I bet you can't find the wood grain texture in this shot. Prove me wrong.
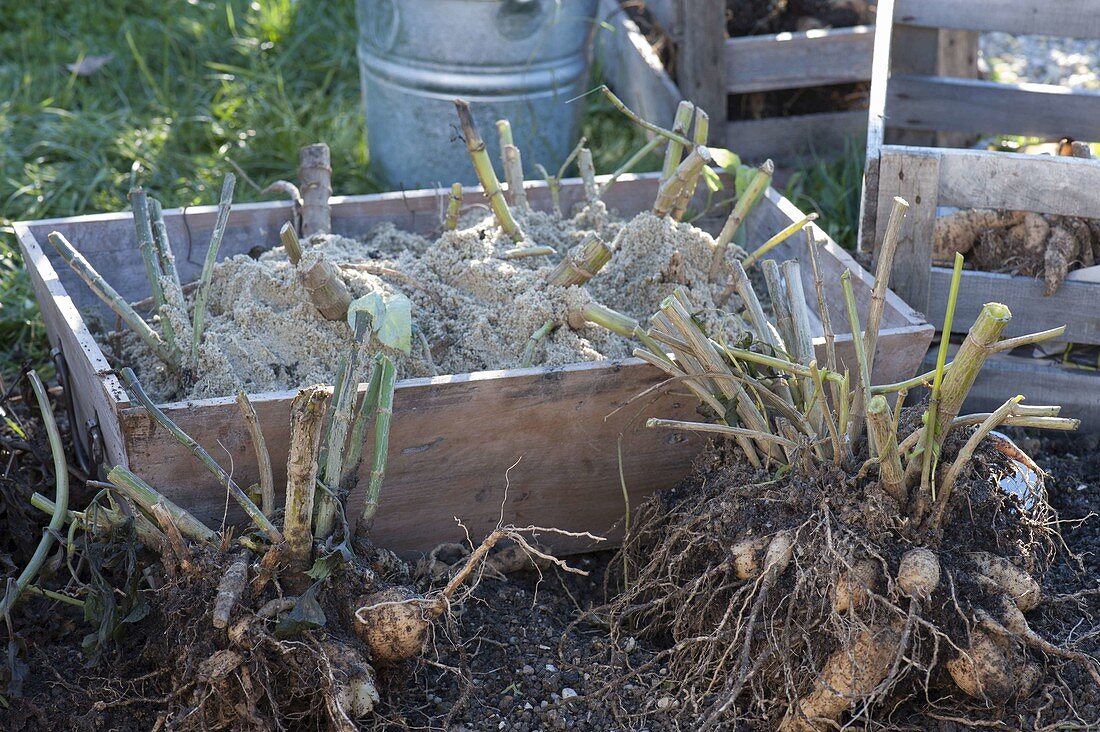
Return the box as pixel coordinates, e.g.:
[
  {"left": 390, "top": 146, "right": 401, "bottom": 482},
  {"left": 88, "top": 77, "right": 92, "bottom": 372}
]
[
  {"left": 14, "top": 224, "right": 129, "bottom": 467},
  {"left": 894, "top": 0, "right": 1100, "bottom": 39},
  {"left": 725, "top": 111, "right": 867, "bottom": 165},
  {"left": 874, "top": 151, "right": 940, "bottom": 315},
  {"left": 919, "top": 349, "right": 1100, "bottom": 433},
  {"left": 887, "top": 75, "right": 1100, "bottom": 140},
  {"left": 677, "top": 0, "right": 727, "bottom": 118},
  {"left": 858, "top": 0, "right": 895, "bottom": 254},
  {"left": 927, "top": 269, "right": 1100, "bottom": 344},
  {"left": 21, "top": 174, "right": 932, "bottom": 556},
  {"left": 724, "top": 26, "right": 873, "bottom": 94},
  {"left": 121, "top": 360, "right": 703, "bottom": 557},
  {"left": 594, "top": 0, "right": 680, "bottom": 127}
]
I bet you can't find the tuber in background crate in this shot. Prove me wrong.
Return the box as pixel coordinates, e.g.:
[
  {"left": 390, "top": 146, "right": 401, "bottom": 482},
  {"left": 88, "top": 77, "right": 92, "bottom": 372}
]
[
  {"left": 16, "top": 173, "right": 932, "bottom": 557},
  {"left": 860, "top": 0, "right": 1100, "bottom": 430},
  {"left": 595, "top": 0, "right": 877, "bottom": 164}
]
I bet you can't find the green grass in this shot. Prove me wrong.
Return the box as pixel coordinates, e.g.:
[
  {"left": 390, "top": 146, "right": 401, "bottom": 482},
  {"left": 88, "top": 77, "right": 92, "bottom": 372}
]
[
  {"left": 783, "top": 138, "right": 866, "bottom": 251},
  {"left": 0, "top": 0, "right": 373, "bottom": 379}
]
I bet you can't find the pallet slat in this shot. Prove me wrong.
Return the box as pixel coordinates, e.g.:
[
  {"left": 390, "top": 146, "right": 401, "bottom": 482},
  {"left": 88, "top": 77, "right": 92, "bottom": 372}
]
[
  {"left": 888, "top": 75, "right": 1100, "bottom": 140},
  {"left": 725, "top": 26, "right": 874, "bottom": 94},
  {"left": 726, "top": 111, "right": 867, "bottom": 164},
  {"left": 894, "top": 0, "right": 1100, "bottom": 40}
]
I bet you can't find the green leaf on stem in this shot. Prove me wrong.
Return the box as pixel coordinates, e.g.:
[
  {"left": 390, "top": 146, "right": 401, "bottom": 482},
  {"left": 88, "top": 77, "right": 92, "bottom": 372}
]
[
  {"left": 348, "top": 292, "right": 413, "bottom": 354},
  {"left": 707, "top": 147, "right": 741, "bottom": 170}
]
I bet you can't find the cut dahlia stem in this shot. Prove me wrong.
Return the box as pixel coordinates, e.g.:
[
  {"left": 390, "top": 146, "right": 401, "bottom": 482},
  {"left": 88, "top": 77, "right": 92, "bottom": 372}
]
[
  {"left": 212, "top": 551, "right": 250, "bottom": 629},
  {"left": 841, "top": 270, "right": 873, "bottom": 448},
  {"left": 502, "top": 141, "right": 529, "bottom": 209},
  {"left": 546, "top": 233, "right": 611, "bottom": 287},
  {"left": 740, "top": 213, "right": 818, "bottom": 270},
  {"left": 444, "top": 183, "right": 463, "bottom": 231},
  {"left": 280, "top": 221, "right": 303, "bottom": 264},
  {"left": 863, "top": 197, "right": 909, "bottom": 374},
  {"left": 284, "top": 385, "right": 329, "bottom": 572},
  {"left": 149, "top": 197, "right": 185, "bottom": 304},
  {"left": 340, "top": 354, "right": 384, "bottom": 491},
  {"left": 660, "top": 101, "right": 695, "bottom": 183},
  {"left": 300, "top": 255, "right": 353, "bottom": 320},
  {"left": 672, "top": 107, "right": 710, "bottom": 219},
  {"left": 502, "top": 245, "right": 555, "bottom": 259},
  {"left": 933, "top": 301, "right": 1012, "bottom": 442},
  {"left": 47, "top": 232, "right": 178, "bottom": 369},
  {"left": 710, "top": 160, "right": 773, "bottom": 281},
  {"left": 653, "top": 146, "right": 712, "bottom": 217},
  {"left": 991, "top": 326, "right": 1066, "bottom": 352},
  {"left": 783, "top": 261, "right": 824, "bottom": 429},
  {"left": 599, "top": 85, "right": 693, "bottom": 147},
  {"left": 521, "top": 319, "right": 559, "bottom": 367},
  {"left": 315, "top": 353, "right": 358, "bottom": 539},
  {"left": 455, "top": 99, "right": 522, "bottom": 240},
  {"left": 191, "top": 173, "right": 236, "bottom": 368},
  {"left": 915, "top": 254, "right": 966, "bottom": 498},
  {"left": 281, "top": 223, "right": 352, "bottom": 320},
  {"left": 299, "top": 143, "right": 332, "bottom": 237},
  {"left": 725, "top": 259, "right": 784, "bottom": 351},
  {"left": 236, "top": 390, "right": 275, "bottom": 517},
  {"left": 930, "top": 396, "right": 1024, "bottom": 530},
  {"left": 598, "top": 135, "right": 665, "bottom": 199},
  {"left": 568, "top": 302, "right": 639, "bottom": 337},
  {"left": 578, "top": 147, "right": 598, "bottom": 203},
  {"left": 866, "top": 395, "right": 905, "bottom": 504},
  {"left": 811, "top": 361, "right": 843, "bottom": 463},
  {"left": 535, "top": 163, "right": 563, "bottom": 215},
  {"left": 761, "top": 260, "right": 796, "bottom": 361},
  {"left": 129, "top": 188, "right": 169, "bottom": 318},
  {"left": 0, "top": 372, "right": 69, "bottom": 617},
  {"left": 68, "top": 485, "right": 170, "bottom": 549},
  {"left": 106, "top": 465, "right": 215, "bottom": 544},
  {"left": 647, "top": 418, "right": 797, "bottom": 448},
  {"left": 119, "top": 367, "right": 280, "bottom": 542},
  {"left": 356, "top": 354, "right": 397, "bottom": 537}
]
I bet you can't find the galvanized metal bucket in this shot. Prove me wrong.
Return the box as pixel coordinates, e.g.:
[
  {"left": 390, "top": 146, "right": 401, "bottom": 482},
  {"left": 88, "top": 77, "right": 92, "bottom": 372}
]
[{"left": 357, "top": 0, "right": 599, "bottom": 189}]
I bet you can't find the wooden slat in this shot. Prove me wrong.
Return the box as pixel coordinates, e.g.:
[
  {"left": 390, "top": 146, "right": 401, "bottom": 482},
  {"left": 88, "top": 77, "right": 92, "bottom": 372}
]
[
  {"left": 726, "top": 111, "right": 867, "bottom": 165},
  {"left": 894, "top": 0, "right": 1100, "bottom": 40},
  {"left": 594, "top": 0, "right": 680, "bottom": 128},
  {"left": 879, "top": 146, "right": 1100, "bottom": 219},
  {"left": 887, "top": 75, "right": 1100, "bottom": 140},
  {"left": 122, "top": 360, "right": 703, "bottom": 557},
  {"left": 928, "top": 268, "right": 1100, "bottom": 344},
  {"left": 919, "top": 349, "right": 1100, "bottom": 432},
  {"left": 677, "top": 0, "right": 726, "bottom": 117},
  {"left": 14, "top": 224, "right": 129, "bottom": 467},
  {"left": 875, "top": 151, "right": 940, "bottom": 315},
  {"left": 724, "top": 26, "right": 874, "bottom": 94},
  {"left": 858, "top": 0, "right": 895, "bottom": 254}
]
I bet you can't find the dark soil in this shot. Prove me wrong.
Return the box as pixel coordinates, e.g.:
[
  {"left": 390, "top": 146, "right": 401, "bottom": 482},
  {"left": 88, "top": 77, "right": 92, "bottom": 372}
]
[{"left": 3, "top": 388, "right": 1098, "bottom": 729}]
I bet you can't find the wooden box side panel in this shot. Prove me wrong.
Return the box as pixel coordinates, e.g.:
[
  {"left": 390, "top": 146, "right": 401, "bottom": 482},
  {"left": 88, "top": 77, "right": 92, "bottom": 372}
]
[
  {"left": 121, "top": 361, "right": 704, "bottom": 557},
  {"left": 15, "top": 224, "right": 128, "bottom": 467},
  {"left": 894, "top": 0, "right": 1100, "bottom": 39}
]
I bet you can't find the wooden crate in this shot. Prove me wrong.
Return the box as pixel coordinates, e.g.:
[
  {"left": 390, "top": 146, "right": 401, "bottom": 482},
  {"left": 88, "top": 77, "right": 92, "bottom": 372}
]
[
  {"left": 595, "top": 0, "right": 876, "bottom": 164},
  {"left": 860, "top": 0, "right": 1100, "bottom": 430},
  {"left": 16, "top": 174, "right": 931, "bottom": 557}
]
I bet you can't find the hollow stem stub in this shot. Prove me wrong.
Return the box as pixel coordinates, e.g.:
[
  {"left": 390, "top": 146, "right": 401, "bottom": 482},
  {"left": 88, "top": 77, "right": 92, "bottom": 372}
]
[
  {"left": 47, "top": 232, "right": 178, "bottom": 368},
  {"left": 710, "top": 160, "right": 773, "bottom": 281},
  {"left": 661, "top": 101, "right": 695, "bottom": 183},
  {"left": 106, "top": 465, "right": 216, "bottom": 544},
  {"left": 284, "top": 385, "right": 329, "bottom": 572},
  {"left": 653, "top": 146, "right": 712, "bottom": 218},
  {"left": 569, "top": 302, "right": 639, "bottom": 337},
  {"left": 546, "top": 234, "right": 611, "bottom": 287},
  {"left": 280, "top": 221, "right": 303, "bottom": 264},
  {"left": 866, "top": 395, "right": 905, "bottom": 505},
  {"left": 672, "top": 107, "right": 711, "bottom": 220},
  {"left": 455, "top": 99, "right": 522, "bottom": 241}
]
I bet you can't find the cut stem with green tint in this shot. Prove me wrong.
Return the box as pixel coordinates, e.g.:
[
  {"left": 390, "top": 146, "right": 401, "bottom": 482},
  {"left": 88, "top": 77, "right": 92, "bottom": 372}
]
[
  {"left": 741, "top": 213, "right": 818, "bottom": 270},
  {"left": 191, "top": 174, "right": 236, "bottom": 368},
  {"left": 521, "top": 319, "right": 559, "bottom": 367},
  {"left": 119, "top": 366, "right": 279, "bottom": 542},
  {"left": 106, "top": 465, "right": 215, "bottom": 544},
  {"left": 356, "top": 354, "right": 397, "bottom": 537},
  {"left": 660, "top": 101, "right": 695, "bottom": 183},
  {"left": 444, "top": 183, "right": 463, "bottom": 231},
  {"left": 710, "top": 160, "right": 773, "bottom": 281},
  {"left": 455, "top": 100, "right": 522, "bottom": 241}
]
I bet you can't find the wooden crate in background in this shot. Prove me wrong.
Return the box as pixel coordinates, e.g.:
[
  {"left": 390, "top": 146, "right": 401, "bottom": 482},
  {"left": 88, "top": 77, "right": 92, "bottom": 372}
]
[
  {"left": 860, "top": 0, "right": 1100, "bottom": 430},
  {"left": 596, "top": 0, "right": 887, "bottom": 164},
  {"left": 16, "top": 175, "right": 931, "bottom": 557}
]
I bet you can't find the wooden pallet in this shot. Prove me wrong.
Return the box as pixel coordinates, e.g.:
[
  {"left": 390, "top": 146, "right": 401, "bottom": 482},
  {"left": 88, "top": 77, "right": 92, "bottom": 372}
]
[
  {"left": 16, "top": 174, "right": 931, "bottom": 557},
  {"left": 595, "top": 0, "right": 876, "bottom": 164},
  {"left": 860, "top": 0, "right": 1100, "bottom": 430}
]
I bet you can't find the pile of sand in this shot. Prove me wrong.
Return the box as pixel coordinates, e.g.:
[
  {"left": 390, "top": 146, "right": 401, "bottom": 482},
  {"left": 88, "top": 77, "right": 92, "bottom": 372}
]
[{"left": 115, "top": 203, "right": 750, "bottom": 403}]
